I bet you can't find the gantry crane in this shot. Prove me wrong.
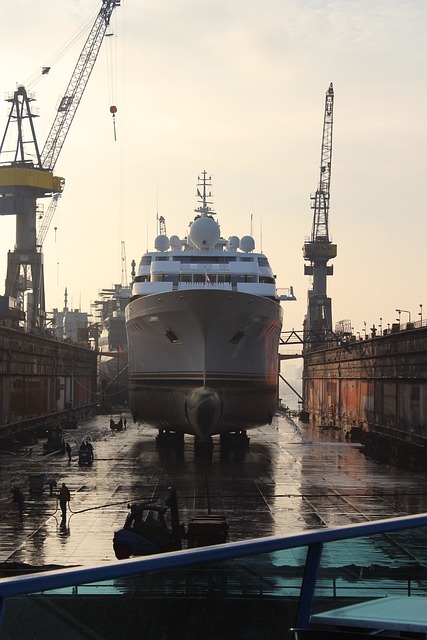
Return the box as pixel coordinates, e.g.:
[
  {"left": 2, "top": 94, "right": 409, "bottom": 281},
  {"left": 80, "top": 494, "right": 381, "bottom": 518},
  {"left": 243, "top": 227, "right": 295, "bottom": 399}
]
[
  {"left": 303, "top": 82, "right": 337, "bottom": 340},
  {"left": 0, "top": 0, "right": 120, "bottom": 329}
]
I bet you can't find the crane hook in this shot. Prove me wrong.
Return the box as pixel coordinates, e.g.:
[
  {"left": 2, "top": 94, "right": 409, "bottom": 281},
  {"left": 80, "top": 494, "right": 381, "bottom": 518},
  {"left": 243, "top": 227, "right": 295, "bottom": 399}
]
[{"left": 110, "top": 105, "right": 117, "bottom": 141}]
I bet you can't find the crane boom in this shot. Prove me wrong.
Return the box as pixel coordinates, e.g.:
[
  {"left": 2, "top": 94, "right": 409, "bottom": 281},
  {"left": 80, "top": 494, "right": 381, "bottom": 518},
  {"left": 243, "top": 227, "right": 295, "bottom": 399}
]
[
  {"left": 310, "top": 82, "right": 334, "bottom": 243},
  {"left": 37, "top": 193, "right": 61, "bottom": 247},
  {"left": 41, "top": 0, "right": 120, "bottom": 171}
]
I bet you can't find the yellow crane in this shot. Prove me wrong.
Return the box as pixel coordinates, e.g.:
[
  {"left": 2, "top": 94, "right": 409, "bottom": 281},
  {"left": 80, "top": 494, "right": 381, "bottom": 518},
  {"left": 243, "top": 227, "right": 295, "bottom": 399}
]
[{"left": 0, "top": 0, "right": 120, "bottom": 329}]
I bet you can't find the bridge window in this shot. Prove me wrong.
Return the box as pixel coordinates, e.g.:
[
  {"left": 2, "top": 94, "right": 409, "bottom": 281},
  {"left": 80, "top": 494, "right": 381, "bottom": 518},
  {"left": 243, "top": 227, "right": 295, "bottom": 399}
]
[{"left": 152, "top": 274, "right": 172, "bottom": 282}]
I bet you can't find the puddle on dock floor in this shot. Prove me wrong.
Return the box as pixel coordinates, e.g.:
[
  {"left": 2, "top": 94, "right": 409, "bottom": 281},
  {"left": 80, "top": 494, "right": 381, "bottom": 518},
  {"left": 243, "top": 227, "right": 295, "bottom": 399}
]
[{"left": 0, "top": 413, "right": 426, "bottom": 567}]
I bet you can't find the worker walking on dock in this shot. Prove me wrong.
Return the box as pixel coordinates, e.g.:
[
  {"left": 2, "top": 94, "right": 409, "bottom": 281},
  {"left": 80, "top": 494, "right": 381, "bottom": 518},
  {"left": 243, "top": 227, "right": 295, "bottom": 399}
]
[
  {"left": 65, "top": 442, "right": 71, "bottom": 463},
  {"left": 58, "top": 483, "right": 71, "bottom": 523}
]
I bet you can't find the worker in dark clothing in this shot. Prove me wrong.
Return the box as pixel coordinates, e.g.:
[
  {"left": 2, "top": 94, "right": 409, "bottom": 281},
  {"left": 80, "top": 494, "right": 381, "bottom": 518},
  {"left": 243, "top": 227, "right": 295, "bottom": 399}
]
[
  {"left": 85, "top": 440, "right": 94, "bottom": 462},
  {"left": 12, "top": 486, "right": 25, "bottom": 519},
  {"left": 65, "top": 442, "right": 71, "bottom": 462},
  {"left": 58, "top": 483, "right": 71, "bottom": 522}
]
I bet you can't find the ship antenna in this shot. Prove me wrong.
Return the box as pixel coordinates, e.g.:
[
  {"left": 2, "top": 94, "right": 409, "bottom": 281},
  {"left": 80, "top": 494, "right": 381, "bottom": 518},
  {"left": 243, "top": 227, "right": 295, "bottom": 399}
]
[{"left": 195, "top": 170, "right": 215, "bottom": 217}]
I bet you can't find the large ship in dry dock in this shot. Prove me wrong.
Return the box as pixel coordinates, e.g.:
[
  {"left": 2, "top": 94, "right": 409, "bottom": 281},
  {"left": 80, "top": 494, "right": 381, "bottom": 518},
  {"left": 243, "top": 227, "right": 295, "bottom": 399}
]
[
  {"left": 126, "top": 171, "right": 284, "bottom": 440},
  {"left": 95, "top": 282, "right": 131, "bottom": 411}
]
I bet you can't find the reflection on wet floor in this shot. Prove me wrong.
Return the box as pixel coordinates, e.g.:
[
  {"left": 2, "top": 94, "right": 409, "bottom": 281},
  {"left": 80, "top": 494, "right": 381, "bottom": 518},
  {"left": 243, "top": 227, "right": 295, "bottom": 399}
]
[{"left": 1, "top": 412, "right": 427, "bottom": 569}]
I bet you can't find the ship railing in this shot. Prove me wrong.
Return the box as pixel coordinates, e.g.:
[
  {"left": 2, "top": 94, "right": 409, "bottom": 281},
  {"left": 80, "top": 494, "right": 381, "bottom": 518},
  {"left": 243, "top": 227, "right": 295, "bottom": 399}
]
[
  {"left": 0, "top": 513, "right": 427, "bottom": 637},
  {"left": 177, "top": 282, "right": 232, "bottom": 291}
]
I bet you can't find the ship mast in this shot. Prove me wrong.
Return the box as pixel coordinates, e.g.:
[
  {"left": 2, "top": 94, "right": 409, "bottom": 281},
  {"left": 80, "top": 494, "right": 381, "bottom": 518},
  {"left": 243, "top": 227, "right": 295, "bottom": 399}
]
[{"left": 195, "top": 170, "right": 216, "bottom": 217}]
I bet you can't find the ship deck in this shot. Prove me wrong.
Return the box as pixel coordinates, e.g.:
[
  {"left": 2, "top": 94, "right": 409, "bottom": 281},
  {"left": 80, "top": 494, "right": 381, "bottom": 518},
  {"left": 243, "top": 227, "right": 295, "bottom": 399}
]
[{"left": 1, "top": 413, "right": 427, "bottom": 571}]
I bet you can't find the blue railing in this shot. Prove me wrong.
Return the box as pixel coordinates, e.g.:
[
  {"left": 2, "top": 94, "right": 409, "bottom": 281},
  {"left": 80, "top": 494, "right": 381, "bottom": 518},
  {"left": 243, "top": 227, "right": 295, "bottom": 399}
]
[{"left": 1, "top": 512, "right": 427, "bottom": 637}]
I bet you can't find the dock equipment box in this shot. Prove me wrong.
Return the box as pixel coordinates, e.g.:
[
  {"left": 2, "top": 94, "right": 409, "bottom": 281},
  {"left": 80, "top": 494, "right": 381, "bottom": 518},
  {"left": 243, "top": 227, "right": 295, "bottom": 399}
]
[{"left": 187, "top": 516, "right": 229, "bottom": 548}]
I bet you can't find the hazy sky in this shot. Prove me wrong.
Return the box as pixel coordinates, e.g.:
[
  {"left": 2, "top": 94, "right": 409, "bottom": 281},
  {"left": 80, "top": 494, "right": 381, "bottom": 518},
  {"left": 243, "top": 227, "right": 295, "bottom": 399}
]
[{"left": 0, "top": 0, "right": 426, "bottom": 337}]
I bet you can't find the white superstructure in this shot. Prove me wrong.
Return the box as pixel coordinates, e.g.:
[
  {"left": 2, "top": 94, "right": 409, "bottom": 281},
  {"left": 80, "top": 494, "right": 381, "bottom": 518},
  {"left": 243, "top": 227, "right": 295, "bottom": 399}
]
[{"left": 126, "top": 172, "right": 283, "bottom": 439}]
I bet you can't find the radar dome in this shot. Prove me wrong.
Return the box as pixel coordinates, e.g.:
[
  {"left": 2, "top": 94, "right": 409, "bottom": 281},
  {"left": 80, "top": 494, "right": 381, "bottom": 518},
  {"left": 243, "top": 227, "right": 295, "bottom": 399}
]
[
  {"left": 240, "top": 235, "right": 255, "bottom": 253},
  {"left": 170, "top": 235, "right": 181, "bottom": 249},
  {"left": 188, "top": 216, "right": 220, "bottom": 250},
  {"left": 154, "top": 235, "right": 170, "bottom": 252},
  {"left": 227, "top": 236, "right": 240, "bottom": 251}
]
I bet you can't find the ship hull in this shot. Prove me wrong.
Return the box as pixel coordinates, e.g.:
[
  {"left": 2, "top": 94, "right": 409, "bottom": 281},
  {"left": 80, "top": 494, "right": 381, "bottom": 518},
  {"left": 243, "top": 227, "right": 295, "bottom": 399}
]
[{"left": 126, "top": 289, "right": 283, "bottom": 438}]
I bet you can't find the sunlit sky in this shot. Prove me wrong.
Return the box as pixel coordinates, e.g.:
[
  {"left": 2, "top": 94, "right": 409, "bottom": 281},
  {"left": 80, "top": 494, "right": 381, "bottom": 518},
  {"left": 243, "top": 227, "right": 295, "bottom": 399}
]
[{"left": 0, "top": 0, "right": 426, "bottom": 336}]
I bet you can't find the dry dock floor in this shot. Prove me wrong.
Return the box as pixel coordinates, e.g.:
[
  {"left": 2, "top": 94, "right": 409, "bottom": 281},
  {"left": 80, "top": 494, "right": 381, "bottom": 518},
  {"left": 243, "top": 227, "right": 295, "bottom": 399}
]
[{"left": 1, "top": 413, "right": 427, "bottom": 569}]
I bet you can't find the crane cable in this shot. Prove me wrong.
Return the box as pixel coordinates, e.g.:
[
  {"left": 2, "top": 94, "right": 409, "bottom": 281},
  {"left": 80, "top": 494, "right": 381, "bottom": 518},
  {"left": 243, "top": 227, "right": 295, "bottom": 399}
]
[
  {"left": 105, "top": 13, "right": 118, "bottom": 141},
  {"left": 105, "top": 6, "right": 123, "bottom": 142},
  {"left": 113, "top": 1, "right": 128, "bottom": 269},
  {"left": 23, "top": 7, "right": 99, "bottom": 90}
]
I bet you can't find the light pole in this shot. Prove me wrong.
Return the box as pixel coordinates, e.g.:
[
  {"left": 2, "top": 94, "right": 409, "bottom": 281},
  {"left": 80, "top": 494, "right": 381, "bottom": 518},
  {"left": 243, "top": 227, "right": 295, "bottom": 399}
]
[
  {"left": 379, "top": 318, "right": 382, "bottom": 335},
  {"left": 396, "top": 308, "right": 411, "bottom": 324},
  {"left": 363, "top": 321, "right": 367, "bottom": 338},
  {"left": 419, "top": 304, "right": 423, "bottom": 325}
]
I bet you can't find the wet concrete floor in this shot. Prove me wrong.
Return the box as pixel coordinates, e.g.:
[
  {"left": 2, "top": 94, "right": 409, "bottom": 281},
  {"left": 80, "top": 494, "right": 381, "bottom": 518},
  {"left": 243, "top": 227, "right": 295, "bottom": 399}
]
[{"left": 1, "top": 412, "right": 427, "bottom": 569}]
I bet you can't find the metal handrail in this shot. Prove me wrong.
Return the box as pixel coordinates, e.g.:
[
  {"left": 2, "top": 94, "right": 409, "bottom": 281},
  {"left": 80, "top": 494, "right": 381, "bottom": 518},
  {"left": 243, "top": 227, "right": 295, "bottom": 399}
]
[{"left": 1, "top": 512, "right": 427, "bottom": 631}]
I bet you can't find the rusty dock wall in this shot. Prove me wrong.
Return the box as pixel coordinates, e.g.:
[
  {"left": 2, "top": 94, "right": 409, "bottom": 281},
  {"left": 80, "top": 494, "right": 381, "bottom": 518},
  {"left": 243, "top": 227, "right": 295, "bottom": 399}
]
[
  {"left": 302, "top": 325, "right": 427, "bottom": 469},
  {"left": 0, "top": 324, "right": 97, "bottom": 444}
]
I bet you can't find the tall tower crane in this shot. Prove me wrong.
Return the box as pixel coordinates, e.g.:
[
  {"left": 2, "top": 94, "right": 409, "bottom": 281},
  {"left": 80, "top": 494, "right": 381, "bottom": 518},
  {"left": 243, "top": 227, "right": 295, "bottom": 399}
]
[
  {"left": 0, "top": 0, "right": 120, "bottom": 329},
  {"left": 303, "top": 82, "right": 337, "bottom": 340}
]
